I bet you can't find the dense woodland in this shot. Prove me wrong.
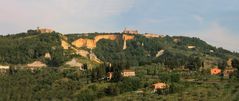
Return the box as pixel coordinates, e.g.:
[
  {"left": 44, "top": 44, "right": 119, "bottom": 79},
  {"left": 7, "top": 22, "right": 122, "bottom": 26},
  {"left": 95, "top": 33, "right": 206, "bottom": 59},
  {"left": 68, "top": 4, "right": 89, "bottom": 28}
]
[{"left": 0, "top": 32, "right": 68, "bottom": 66}]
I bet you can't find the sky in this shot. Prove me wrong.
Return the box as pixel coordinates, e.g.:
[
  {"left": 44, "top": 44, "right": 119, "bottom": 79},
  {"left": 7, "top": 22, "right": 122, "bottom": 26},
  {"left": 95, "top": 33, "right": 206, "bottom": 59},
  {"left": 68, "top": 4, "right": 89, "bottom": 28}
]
[{"left": 0, "top": 0, "right": 239, "bottom": 51}]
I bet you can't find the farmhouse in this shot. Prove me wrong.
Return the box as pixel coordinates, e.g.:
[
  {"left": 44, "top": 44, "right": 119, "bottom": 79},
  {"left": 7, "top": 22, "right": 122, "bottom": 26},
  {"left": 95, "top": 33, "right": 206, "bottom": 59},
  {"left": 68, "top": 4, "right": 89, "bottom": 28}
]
[
  {"left": 0, "top": 65, "right": 10, "bottom": 73},
  {"left": 106, "top": 69, "right": 136, "bottom": 80},
  {"left": 187, "top": 45, "right": 196, "bottom": 49},
  {"left": 0, "top": 65, "right": 10, "bottom": 69},
  {"left": 122, "top": 69, "right": 136, "bottom": 77},
  {"left": 210, "top": 67, "right": 221, "bottom": 75},
  {"left": 152, "top": 82, "right": 168, "bottom": 92}
]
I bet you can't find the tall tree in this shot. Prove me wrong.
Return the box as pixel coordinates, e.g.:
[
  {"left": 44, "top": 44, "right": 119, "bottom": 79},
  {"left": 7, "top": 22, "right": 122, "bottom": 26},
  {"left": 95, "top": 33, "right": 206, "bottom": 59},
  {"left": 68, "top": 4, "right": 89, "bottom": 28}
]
[
  {"left": 186, "top": 55, "right": 202, "bottom": 70},
  {"left": 218, "top": 60, "right": 227, "bottom": 70},
  {"left": 232, "top": 58, "right": 239, "bottom": 70},
  {"left": 111, "top": 63, "right": 123, "bottom": 82}
]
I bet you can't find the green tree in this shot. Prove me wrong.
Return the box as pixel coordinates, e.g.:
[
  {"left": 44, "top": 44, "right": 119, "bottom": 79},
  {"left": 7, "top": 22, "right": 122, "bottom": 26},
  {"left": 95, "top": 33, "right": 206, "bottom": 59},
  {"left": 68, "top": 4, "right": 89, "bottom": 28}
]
[
  {"left": 118, "top": 77, "right": 142, "bottom": 92},
  {"left": 111, "top": 63, "right": 123, "bottom": 82},
  {"left": 82, "top": 63, "right": 88, "bottom": 70},
  {"left": 218, "top": 60, "right": 227, "bottom": 70},
  {"left": 232, "top": 58, "right": 239, "bottom": 70},
  {"left": 96, "top": 65, "right": 106, "bottom": 81},
  {"left": 77, "top": 89, "right": 96, "bottom": 101},
  {"left": 90, "top": 65, "right": 106, "bottom": 82},
  {"left": 170, "top": 73, "right": 180, "bottom": 82},
  {"left": 104, "top": 85, "right": 120, "bottom": 96},
  {"left": 112, "top": 69, "right": 123, "bottom": 82},
  {"left": 47, "top": 47, "right": 66, "bottom": 67},
  {"left": 186, "top": 55, "right": 202, "bottom": 70}
]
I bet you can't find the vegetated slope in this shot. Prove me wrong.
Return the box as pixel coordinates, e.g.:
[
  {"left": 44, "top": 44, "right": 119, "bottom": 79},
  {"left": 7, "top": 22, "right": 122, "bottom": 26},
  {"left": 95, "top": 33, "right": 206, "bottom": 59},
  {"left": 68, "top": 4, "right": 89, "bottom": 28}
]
[
  {"left": 0, "top": 31, "right": 239, "bottom": 101},
  {"left": 92, "top": 34, "right": 239, "bottom": 69},
  {"left": 0, "top": 31, "right": 238, "bottom": 69},
  {"left": 0, "top": 32, "right": 67, "bottom": 66}
]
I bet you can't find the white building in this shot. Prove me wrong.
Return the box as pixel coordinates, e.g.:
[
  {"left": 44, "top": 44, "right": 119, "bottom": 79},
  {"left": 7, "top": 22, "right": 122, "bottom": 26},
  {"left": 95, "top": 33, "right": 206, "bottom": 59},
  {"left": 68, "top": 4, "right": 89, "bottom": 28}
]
[{"left": 0, "top": 65, "right": 10, "bottom": 69}]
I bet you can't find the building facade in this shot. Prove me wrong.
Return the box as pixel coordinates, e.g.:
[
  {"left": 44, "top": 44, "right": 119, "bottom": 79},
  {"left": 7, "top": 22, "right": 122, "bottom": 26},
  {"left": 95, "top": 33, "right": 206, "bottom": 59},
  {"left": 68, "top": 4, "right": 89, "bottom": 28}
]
[
  {"left": 122, "top": 70, "right": 136, "bottom": 77},
  {"left": 123, "top": 28, "right": 139, "bottom": 34}
]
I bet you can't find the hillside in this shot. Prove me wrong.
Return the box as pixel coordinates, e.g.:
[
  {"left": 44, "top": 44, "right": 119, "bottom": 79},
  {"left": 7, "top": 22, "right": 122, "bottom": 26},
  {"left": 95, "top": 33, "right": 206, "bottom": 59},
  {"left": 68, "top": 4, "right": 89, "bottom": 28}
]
[
  {"left": 0, "top": 29, "right": 238, "bottom": 69},
  {"left": 0, "top": 29, "right": 239, "bottom": 101},
  {"left": 0, "top": 31, "right": 65, "bottom": 65},
  {"left": 65, "top": 32, "right": 238, "bottom": 70}
]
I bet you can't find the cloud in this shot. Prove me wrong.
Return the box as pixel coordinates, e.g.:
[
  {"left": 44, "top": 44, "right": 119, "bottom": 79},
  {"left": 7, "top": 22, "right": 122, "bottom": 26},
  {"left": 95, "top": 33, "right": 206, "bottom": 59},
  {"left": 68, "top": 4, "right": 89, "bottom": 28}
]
[
  {"left": 195, "top": 23, "right": 239, "bottom": 52},
  {"left": 0, "top": 0, "right": 135, "bottom": 34},
  {"left": 0, "top": 0, "right": 238, "bottom": 53},
  {"left": 193, "top": 15, "right": 204, "bottom": 24}
]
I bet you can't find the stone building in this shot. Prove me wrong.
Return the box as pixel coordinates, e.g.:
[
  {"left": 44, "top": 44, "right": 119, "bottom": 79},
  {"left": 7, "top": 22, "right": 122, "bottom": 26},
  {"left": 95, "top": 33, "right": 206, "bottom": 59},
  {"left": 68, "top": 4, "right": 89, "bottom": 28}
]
[
  {"left": 123, "top": 28, "right": 139, "bottom": 34},
  {"left": 0, "top": 65, "right": 10, "bottom": 73},
  {"left": 211, "top": 67, "right": 221, "bottom": 75},
  {"left": 37, "top": 27, "right": 54, "bottom": 33},
  {"left": 122, "top": 69, "right": 136, "bottom": 77},
  {"left": 152, "top": 82, "right": 168, "bottom": 92}
]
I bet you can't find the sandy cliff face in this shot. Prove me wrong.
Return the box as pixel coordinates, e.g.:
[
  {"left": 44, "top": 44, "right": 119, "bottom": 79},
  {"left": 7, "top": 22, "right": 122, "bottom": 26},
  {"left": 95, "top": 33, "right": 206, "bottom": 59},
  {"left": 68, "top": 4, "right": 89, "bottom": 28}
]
[
  {"left": 94, "top": 35, "right": 118, "bottom": 42},
  {"left": 122, "top": 35, "right": 135, "bottom": 50},
  {"left": 61, "top": 39, "right": 71, "bottom": 49},
  {"left": 76, "top": 50, "right": 90, "bottom": 57},
  {"left": 72, "top": 38, "right": 95, "bottom": 49},
  {"left": 123, "top": 34, "right": 134, "bottom": 41},
  {"left": 65, "top": 58, "right": 83, "bottom": 69},
  {"left": 60, "top": 34, "right": 134, "bottom": 63},
  {"left": 72, "top": 34, "right": 134, "bottom": 49},
  {"left": 27, "top": 61, "right": 47, "bottom": 68}
]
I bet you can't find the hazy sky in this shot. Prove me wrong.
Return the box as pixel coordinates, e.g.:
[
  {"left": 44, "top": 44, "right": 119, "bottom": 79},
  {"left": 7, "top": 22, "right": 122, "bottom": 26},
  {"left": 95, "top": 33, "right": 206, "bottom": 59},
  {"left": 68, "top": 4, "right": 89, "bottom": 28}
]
[{"left": 0, "top": 0, "right": 239, "bottom": 51}]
